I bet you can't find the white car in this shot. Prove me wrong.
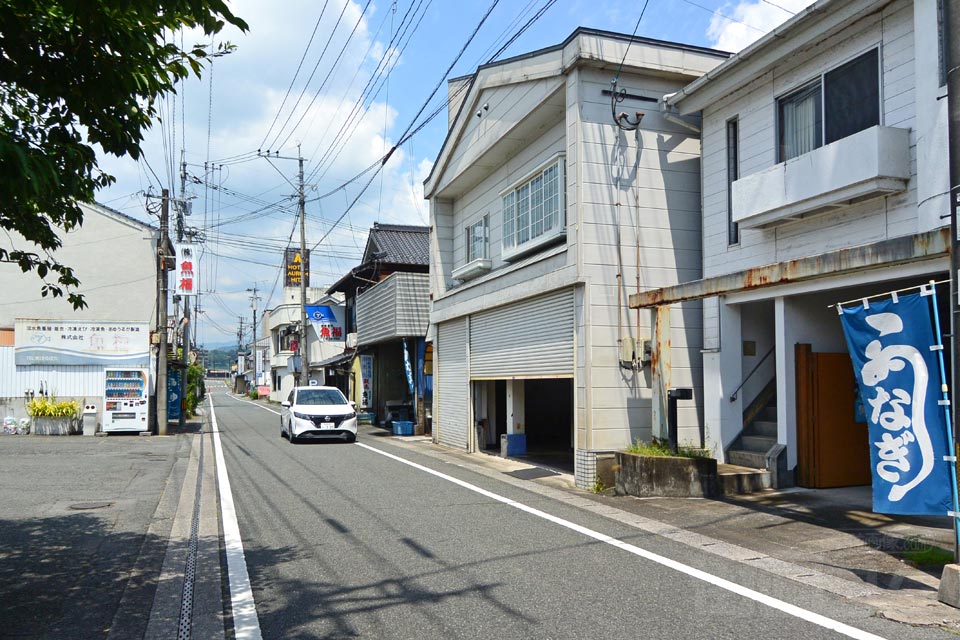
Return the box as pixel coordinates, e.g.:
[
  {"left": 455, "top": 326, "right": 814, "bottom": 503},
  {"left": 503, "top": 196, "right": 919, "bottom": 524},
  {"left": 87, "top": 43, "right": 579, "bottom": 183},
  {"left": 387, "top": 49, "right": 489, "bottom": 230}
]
[{"left": 280, "top": 386, "right": 358, "bottom": 444}]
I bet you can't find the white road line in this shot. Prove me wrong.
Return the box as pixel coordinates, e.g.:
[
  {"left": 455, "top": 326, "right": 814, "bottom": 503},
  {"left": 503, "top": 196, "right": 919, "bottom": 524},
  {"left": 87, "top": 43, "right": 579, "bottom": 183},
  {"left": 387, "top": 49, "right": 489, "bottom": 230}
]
[
  {"left": 209, "top": 395, "right": 263, "bottom": 640},
  {"left": 228, "top": 395, "right": 280, "bottom": 415},
  {"left": 355, "top": 442, "right": 889, "bottom": 640}
]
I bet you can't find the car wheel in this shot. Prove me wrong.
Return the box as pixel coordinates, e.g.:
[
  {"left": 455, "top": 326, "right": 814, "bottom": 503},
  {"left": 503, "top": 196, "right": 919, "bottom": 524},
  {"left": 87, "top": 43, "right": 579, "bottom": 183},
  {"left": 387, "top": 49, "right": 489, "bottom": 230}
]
[{"left": 289, "top": 429, "right": 297, "bottom": 444}]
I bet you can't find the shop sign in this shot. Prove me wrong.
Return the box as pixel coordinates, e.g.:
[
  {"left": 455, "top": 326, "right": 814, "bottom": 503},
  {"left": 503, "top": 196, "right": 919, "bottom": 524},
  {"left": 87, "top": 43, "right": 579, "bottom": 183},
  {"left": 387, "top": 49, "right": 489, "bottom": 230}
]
[
  {"left": 360, "top": 354, "right": 374, "bottom": 409},
  {"left": 15, "top": 319, "right": 150, "bottom": 366},
  {"left": 285, "top": 248, "right": 310, "bottom": 287},
  {"left": 174, "top": 243, "right": 198, "bottom": 296},
  {"left": 305, "top": 304, "right": 346, "bottom": 342}
]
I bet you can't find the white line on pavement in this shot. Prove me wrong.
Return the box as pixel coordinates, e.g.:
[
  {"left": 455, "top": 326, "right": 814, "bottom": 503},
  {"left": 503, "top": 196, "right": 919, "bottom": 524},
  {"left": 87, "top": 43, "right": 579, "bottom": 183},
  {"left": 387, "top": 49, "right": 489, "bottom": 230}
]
[
  {"left": 354, "top": 442, "right": 889, "bottom": 640},
  {"left": 209, "top": 395, "right": 263, "bottom": 640}
]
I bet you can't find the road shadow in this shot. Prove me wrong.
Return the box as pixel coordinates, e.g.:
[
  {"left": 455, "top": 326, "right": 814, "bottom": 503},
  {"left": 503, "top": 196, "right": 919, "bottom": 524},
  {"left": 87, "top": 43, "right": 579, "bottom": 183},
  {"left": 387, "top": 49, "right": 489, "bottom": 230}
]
[{"left": 0, "top": 513, "right": 170, "bottom": 639}]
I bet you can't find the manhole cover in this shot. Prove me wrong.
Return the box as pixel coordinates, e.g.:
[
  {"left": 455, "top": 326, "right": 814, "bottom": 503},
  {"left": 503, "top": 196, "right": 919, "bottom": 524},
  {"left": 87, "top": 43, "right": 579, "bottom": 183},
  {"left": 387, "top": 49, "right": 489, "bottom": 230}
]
[{"left": 68, "top": 502, "right": 113, "bottom": 511}]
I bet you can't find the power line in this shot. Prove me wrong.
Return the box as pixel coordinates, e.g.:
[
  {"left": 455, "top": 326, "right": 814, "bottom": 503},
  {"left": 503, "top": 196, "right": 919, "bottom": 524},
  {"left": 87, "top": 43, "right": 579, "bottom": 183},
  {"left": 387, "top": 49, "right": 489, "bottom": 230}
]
[
  {"left": 680, "top": 0, "right": 768, "bottom": 34},
  {"left": 258, "top": 0, "right": 333, "bottom": 149}
]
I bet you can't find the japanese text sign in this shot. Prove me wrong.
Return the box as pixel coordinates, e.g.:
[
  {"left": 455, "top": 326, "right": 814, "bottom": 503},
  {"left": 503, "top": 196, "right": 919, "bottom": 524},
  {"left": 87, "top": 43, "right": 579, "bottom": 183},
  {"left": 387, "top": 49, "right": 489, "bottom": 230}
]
[
  {"left": 840, "top": 293, "right": 952, "bottom": 515},
  {"left": 305, "top": 304, "right": 345, "bottom": 342},
  {"left": 175, "top": 243, "right": 198, "bottom": 297}
]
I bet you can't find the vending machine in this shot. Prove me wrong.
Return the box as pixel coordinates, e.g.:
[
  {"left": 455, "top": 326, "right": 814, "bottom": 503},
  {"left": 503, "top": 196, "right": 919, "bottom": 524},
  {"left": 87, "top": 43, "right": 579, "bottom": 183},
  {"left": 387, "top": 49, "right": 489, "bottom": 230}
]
[{"left": 103, "top": 368, "right": 150, "bottom": 432}]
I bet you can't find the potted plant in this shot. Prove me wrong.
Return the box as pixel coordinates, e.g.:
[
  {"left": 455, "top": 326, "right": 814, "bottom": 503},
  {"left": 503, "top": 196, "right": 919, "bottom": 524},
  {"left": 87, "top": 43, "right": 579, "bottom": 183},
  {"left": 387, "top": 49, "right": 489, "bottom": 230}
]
[
  {"left": 615, "top": 438, "right": 718, "bottom": 498},
  {"left": 26, "top": 397, "right": 82, "bottom": 435}
]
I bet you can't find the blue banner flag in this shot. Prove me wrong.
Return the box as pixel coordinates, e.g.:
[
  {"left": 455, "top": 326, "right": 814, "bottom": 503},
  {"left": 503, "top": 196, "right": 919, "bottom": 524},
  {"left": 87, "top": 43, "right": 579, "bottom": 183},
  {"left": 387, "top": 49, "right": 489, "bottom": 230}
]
[{"left": 839, "top": 292, "right": 952, "bottom": 515}]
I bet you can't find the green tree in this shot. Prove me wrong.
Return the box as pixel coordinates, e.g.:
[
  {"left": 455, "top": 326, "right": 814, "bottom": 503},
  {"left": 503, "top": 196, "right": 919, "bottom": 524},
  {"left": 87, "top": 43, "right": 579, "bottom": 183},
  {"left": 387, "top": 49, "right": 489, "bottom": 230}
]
[{"left": 0, "top": 1, "right": 247, "bottom": 308}]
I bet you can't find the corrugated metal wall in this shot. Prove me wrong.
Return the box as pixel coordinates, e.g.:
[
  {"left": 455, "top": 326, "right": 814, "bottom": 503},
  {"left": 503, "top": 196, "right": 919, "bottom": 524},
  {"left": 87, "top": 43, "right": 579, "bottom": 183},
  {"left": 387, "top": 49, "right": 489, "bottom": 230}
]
[
  {"left": 470, "top": 289, "right": 574, "bottom": 379},
  {"left": 0, "top": 346, "right": 106, "bottom": 398},
  {"left": 436, "top": 318, "right": 469, "bottom": 451},
  {"left": 394, "top": 273, "right": 429, "bottom": 336},
  {"left": 357, "top": 272, "right": 429, "bottom": 345}
]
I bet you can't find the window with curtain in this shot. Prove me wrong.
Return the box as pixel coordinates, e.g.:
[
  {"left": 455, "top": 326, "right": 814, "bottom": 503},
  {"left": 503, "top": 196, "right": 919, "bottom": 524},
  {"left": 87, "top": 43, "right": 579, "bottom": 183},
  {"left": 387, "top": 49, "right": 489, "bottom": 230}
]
[
  {"left": 778, "top": 83, "right": 822, "bottom": 162},
  {"left": 501, "top": 158, "right": 564, "bottom": 258},
  {"left": 777, "top": 48, "right": 879, "bottom": 163}
]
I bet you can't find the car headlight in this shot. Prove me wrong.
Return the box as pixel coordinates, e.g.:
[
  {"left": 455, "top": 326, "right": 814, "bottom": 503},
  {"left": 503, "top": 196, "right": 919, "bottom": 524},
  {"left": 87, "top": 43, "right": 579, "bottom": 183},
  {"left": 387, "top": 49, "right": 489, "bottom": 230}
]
[
  {"left": 293, "top": 411, "right": 311, "bottom": 420},
  {"left": 344, "top": 411, "right": 357, "bottom": 420}
]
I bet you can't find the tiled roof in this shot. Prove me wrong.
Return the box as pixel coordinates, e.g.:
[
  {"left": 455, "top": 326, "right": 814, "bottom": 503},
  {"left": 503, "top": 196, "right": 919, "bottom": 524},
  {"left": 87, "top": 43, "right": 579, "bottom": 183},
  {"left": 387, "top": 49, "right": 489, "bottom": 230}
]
[{"left": 363, "top": 223, "right": 430, "bottom": 265}]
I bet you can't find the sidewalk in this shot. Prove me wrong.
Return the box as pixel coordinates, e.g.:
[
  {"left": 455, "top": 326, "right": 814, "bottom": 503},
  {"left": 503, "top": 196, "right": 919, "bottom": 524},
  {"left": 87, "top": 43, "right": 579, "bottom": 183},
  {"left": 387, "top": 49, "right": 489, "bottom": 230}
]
[
  {"left": 370, "top": 427, "right": 960, "bottom": 631},
  {"left": 0, "top": 413, "right": 207, "bottom": 640}
]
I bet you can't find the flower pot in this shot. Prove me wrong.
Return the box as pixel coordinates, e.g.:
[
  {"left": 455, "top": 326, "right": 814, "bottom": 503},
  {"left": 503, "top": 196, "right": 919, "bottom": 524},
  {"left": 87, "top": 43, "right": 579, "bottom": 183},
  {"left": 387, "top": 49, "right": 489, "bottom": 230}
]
[{"left": 31, "top": 417, "right": 80, "bottom": 435}]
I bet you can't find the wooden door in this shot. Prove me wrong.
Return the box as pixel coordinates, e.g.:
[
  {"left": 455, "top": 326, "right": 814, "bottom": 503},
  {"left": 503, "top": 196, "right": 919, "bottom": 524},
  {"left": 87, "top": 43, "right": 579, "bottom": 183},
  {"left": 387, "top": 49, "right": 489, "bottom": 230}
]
[{"left": 796, "top": 344, "right": 871, "bottom": 488}]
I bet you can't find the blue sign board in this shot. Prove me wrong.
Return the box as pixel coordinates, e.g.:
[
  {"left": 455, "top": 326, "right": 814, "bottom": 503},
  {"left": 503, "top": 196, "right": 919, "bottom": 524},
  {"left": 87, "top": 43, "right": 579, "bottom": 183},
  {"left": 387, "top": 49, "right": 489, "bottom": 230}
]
[
  {"left": 839, "top": 292, "right": 952, "bottom": 515},
  {"left": 167, "top": 368, "right": 182, "bottom": 422}
]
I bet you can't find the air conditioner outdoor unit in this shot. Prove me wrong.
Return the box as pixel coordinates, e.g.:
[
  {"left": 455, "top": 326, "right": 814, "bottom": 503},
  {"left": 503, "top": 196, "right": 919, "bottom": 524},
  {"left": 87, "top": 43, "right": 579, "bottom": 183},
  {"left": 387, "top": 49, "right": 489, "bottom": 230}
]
[{"left": 346, "top": 333, "right": 358, "bottom": 349}]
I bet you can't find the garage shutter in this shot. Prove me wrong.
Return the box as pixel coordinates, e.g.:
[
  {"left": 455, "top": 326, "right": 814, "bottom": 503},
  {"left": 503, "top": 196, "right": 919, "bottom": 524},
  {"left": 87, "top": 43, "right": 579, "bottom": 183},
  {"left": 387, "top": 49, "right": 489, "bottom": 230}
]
[
  {"left": 436, "top": 317, "right": 469, "bottom": 451},
  {"left": 470, "top": 288, "right": 574, "bottom": 378}
]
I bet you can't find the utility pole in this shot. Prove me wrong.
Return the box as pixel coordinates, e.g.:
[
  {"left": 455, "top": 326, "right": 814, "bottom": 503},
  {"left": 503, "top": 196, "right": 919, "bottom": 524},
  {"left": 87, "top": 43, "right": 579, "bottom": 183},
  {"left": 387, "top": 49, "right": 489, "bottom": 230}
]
[
  {"left": 258, "top": 147, "right": 309, "bottom": 385},
  {"left": 178, "top": 157, "right": 190, "bottom": 429},
  {"left": 298, "top": 150, "right": 310, "bottom": 385},
  {"left": 157, "top": 189, "right": 170, "bottom": 436},
  {"left": 248, "top": 285, "right": 261, "bottom": 389},
  {"left": 236, "top": 317, "right": 245, "bottom": 393},
  {"left": 946, "top": 0, "right": 960, "bottom": 565}
]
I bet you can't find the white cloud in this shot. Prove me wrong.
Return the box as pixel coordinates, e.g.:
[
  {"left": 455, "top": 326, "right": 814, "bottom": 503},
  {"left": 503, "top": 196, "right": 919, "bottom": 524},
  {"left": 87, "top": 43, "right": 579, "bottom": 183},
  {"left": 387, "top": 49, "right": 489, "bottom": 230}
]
[{"left": 706, "top": 0, "right": 815, "bottom": 52}]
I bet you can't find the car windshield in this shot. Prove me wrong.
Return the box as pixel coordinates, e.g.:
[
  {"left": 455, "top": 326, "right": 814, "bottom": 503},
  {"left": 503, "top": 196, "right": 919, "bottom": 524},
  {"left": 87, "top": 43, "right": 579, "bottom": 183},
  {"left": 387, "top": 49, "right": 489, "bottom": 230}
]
[{"left": 296, "top": 389, "right": 347, "bottom": 406}]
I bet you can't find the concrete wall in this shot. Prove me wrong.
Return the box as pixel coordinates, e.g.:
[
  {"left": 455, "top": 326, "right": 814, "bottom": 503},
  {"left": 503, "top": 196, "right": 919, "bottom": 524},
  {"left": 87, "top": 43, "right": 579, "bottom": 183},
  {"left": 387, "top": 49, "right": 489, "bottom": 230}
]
[{"left": 0, "top": 203, "right": 156, "bottom": 326}]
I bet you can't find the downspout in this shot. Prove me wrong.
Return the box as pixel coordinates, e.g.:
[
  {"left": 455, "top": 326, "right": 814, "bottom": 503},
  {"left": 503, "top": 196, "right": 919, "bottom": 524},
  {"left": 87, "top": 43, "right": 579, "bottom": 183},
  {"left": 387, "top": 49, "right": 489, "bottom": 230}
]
[{"left": 660, "top": 92, "right": 702, "bottom": 134}]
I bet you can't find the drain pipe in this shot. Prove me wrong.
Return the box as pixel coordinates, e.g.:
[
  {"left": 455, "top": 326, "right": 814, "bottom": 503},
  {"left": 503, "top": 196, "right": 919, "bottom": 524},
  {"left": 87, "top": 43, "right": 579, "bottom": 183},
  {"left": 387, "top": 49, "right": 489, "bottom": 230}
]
[{"left": 660, "top": 92, "right": 702, "bottom": 134}]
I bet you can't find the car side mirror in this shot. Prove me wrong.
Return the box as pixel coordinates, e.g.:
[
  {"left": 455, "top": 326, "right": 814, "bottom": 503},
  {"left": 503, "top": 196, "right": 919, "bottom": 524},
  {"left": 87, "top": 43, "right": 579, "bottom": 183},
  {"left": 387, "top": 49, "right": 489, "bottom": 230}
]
[
  {"left": 281, "top": 401, "right": 291, "bottom": 408},
  {"left": 349, "top": 401, "right": 356, "bottom": 408}
]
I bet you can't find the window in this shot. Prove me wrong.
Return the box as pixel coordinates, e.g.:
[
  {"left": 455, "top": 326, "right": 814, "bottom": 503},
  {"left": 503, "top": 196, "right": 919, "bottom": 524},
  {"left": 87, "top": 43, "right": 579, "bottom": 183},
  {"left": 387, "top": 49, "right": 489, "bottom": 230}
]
[
  {"left": 501, "top": 157, "right": 564, "bottom": 258},
  {"left": 777, "top": 48, "right": 878, "bottom": 162},
  {"left": 296, "top": 388, "right": 348, "bottom": 406},
  {"left": 465, "top": 215, "right": 488, "bottom": 262},
  {"left": 726, "top": 118, "right": 740, "bottom": 245}
]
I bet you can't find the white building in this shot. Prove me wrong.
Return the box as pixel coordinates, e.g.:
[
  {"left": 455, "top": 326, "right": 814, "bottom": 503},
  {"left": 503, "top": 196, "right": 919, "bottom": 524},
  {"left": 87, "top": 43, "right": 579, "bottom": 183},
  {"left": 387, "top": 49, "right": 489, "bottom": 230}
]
[
  {"left": 424, "top": 28, "right": 728, "bottom": 488},
  {"left": 632, "top": 0, "right": 949, "bottom": 488},
  {"left": 263, "top": 287, "right": 346, "bottom": 402},
  {"left": 0, "top": 202, "right": 158, "bottom": 424}
]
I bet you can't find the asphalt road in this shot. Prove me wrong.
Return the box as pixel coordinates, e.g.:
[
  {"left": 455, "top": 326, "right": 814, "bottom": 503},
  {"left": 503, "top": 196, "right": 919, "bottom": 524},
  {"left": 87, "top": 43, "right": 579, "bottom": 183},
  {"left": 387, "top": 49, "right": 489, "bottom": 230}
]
[{"left": 210, "top": 390, "right": 954, "bottom": 640}]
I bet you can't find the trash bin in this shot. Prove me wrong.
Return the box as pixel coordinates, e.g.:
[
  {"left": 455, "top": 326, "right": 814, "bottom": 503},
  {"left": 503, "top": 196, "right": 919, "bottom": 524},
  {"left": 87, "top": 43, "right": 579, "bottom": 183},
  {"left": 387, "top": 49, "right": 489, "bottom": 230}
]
[{"left": 82, "top": 405, "right": 97, "bottom": 436}]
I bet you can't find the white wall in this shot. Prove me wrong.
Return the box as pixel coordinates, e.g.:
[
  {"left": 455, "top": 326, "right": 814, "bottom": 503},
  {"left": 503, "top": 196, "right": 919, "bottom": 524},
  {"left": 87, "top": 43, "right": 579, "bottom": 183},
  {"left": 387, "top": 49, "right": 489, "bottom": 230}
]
[
  {"left": 700, "top": 0, "right": 924, "bottom": 279},
  {"left": 0, "top": 203, "right": 156, "bottom": 327}
]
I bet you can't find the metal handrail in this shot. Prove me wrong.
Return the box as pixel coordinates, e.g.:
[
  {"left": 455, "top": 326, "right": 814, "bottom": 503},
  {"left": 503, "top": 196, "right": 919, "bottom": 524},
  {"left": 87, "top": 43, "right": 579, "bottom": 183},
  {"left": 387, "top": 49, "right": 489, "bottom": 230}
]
[{"left": 729, "top": 345, "right": 775, "bottom": 402}]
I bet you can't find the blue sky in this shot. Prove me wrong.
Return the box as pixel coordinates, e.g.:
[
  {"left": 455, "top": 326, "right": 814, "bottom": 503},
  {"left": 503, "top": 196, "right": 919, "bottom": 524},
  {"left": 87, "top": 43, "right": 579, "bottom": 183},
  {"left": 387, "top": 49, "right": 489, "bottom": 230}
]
[{"left": 93, "top": 0, "right": 813, "bottom": 346}]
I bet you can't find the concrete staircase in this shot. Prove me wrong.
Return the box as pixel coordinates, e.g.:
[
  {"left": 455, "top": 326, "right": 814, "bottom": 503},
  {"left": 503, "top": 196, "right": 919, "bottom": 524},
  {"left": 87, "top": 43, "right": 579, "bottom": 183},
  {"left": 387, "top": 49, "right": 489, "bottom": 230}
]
[{"left": 722, "top": 394, "right": 778, "bottom": 492}]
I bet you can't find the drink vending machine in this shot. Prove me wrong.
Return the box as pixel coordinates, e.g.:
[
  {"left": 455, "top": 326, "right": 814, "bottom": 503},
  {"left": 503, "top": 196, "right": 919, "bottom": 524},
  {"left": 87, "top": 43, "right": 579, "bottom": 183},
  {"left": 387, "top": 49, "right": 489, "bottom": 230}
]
[{"left": 103, "top": 368, "right": 150, "bottom": 432}]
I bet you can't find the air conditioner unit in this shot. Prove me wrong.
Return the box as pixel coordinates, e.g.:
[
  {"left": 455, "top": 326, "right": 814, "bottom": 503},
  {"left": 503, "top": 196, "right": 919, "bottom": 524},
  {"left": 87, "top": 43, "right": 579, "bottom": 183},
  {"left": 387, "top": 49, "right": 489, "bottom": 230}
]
[{"left": 346, "top": 333, "right": 358, "bottom": 349}]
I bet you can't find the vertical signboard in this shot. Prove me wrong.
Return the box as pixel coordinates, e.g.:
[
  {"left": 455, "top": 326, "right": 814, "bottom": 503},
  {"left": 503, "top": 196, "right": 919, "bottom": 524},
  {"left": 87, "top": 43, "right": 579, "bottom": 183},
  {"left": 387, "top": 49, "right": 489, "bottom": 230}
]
[
  {"left": 167, "top": 368, "right": 182, "bottom": 422},
  {"left": 285, "top": 248, "right": 310, "bottom": 287},
  {"left": 839, "top": 292, "right": 952, "bottom": 515},
  {"left": 360, "top": 354, "right": 374, "bottom": 409},
  {"left": 174, "top": 244, "right": 197, "bottom": 296}
]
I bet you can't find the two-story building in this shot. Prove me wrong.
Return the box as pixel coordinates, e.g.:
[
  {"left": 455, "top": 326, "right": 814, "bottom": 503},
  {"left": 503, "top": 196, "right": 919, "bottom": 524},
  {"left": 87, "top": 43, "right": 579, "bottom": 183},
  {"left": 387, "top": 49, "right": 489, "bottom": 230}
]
[
  {"left": 425, "top": 28, "right": 729, "bottom": 488},
  {"left": 632, "top": 0, "right": 949, "bottom": 488},
  {"left": 263, "top": 286, "right": 344, "bottom": 402},
  {"left": 327, "top": 223, "right": 431, "bottom": 431}
]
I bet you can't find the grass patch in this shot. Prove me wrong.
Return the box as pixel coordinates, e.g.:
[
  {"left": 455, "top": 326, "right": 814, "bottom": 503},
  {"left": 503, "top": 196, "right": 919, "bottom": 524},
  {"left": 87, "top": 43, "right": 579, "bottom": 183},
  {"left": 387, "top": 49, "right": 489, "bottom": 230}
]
[
  {"left": 903, "top": 544, "right": 954, "bottom": 568},
  {"left": 624, "top": 438, "right": 712, "bottom": 459}
]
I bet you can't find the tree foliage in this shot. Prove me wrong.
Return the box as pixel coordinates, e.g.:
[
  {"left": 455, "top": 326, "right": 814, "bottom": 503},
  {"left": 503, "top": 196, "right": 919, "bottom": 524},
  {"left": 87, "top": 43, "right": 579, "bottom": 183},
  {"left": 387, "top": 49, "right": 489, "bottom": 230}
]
[{"left": 0, "top": 1, "right": 247, "bottom": 307}]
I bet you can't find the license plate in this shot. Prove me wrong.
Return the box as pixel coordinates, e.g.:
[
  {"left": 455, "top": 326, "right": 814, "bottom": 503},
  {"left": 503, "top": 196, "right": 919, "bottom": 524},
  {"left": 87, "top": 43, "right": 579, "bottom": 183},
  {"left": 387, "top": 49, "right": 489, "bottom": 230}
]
[{"left": 321, "top": 422, "right": 335, "bottom": 429}]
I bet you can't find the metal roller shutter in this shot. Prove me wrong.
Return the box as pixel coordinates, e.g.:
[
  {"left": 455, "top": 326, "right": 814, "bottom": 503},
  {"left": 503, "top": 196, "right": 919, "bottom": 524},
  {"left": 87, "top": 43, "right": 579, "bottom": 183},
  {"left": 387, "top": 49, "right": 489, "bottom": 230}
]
[
  {"left": 470, "top": 288, "right": 574, "bottom": 379},
  {"left": 436, "top": 318, "right": 469, "bottom": 451}
]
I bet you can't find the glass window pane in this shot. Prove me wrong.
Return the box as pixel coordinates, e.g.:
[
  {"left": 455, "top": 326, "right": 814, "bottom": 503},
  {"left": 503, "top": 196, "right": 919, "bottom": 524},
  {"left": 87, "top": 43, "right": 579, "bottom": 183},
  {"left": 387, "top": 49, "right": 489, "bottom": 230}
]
[
  {"left": 778, "top": 84, "right": 822, "bottom": 161},
  {"left": 502, "top": 194, "right": 515, "bottom": 249},
  {"left": 824, "top": 48, "right": 879, "bottom": 144}
]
